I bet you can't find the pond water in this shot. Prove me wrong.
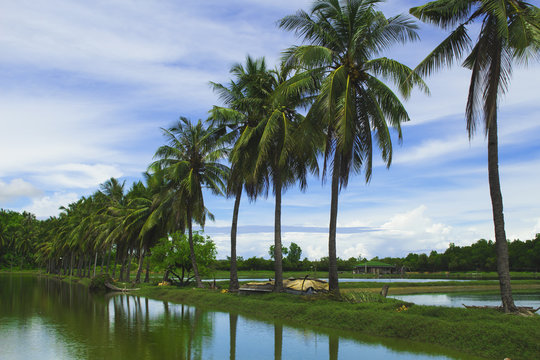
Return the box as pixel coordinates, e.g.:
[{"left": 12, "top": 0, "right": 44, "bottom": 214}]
[
  {"left": 0, "top": 273, "right": 482, "bottom": 360},
  {"left": 390, "top": 292, "right": 540, "bottom": 310}
]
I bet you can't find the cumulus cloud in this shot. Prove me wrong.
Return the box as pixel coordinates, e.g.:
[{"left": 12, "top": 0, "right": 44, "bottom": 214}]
[
  {"left": 0, "top": 178, "right": 42, "bottom": 203},
  {"left": 378, "top": 206, "right": 452, "bottom": 248},
  {"left": 23, "top": 192, "right": 80, "bottom": 219}
]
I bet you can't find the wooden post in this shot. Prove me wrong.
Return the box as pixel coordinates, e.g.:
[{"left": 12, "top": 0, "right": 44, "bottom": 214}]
[{"left": 380, "top": 285, "right": 389, "bottom": 298}]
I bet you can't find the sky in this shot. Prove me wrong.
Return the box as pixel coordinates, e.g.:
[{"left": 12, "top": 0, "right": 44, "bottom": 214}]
[{"left": 1, "top": 0, "right": 539, "bottom": 260}]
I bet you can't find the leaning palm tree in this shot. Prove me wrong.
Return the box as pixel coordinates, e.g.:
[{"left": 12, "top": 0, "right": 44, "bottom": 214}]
[
  {"left": 280, "top": 0, "right": 428, "bottom": 294},
  {"left": 209, "top": 56, "right": 272, "bottom": 292},
  {"left": 152, "top": 117, "right": 229, "bottom": 288},
  {"left": 409, "top": 0, "right": 539, "bottom": 313}
]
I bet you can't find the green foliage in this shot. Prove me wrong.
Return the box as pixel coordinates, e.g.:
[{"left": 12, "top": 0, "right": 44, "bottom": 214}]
[
  {"left": 0, "top": 209, "right": 41, "bottom": 269},
  {"left": 342, "top": 290, "right": 389, "bottom": 304},
  {"left": 286, "top": 242, "right": 302, "bottom": 264},
  {"left": 150, "top": 231, "right": 217, "bottom": 285},
  {"left": 89, "top": 273, "right": 113, "bottom": 292},
  {"left": 268, "top": 244, "right": 288, "bottom": 260}
]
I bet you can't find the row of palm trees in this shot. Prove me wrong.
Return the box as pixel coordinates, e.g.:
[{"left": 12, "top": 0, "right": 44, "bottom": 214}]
[
  {"left": 212, "top": 0, "right": 538, "bottom": 311},
  {"left": 33, "top": 0, "right": 537, "bottom": 313},
  {"left": 35, "top": 119, "right": 228, "bottom": 287}
]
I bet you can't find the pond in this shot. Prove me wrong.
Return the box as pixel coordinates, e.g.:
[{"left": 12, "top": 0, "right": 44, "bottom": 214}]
[
  {"left": 390, "top": 292, "right": 540, "bottom": 310},
  {"left": 0, "top": 273, "right": 482, "bottom": 360}
]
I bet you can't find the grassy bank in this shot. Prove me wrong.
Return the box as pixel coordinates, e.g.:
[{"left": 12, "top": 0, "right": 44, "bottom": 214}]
[{"left": 134, "top": 284, "right": 540, "bottom": 360}]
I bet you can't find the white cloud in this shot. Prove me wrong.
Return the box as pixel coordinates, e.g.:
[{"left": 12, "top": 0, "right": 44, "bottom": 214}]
[
  {"left": 33, "top": 163, "right": 123, "bottom": 189},
  {"left": 0, "top": 178, "right": 42, "bottom": 203},
  {"left": 342, "top": 243, "right": 369, "bottom": 260},
  {"left": 533, "top": 219, "right": 540, "bottom": 235},
  {"left": 23, "top": 192, "right": 80, "bottom": 219}
]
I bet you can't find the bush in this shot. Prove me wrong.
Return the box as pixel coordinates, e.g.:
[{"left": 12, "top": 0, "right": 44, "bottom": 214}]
[{"left": 89, "top": 273, "right": 113, "bottom": 292}]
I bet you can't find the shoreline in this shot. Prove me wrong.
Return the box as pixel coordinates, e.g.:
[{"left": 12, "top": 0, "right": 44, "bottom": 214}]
[
  {"left": 130, "top": 281, "right": 539, "bottom": 360},
  {"left": 4, "top": 271, "right": 540, "bottom": 359}
]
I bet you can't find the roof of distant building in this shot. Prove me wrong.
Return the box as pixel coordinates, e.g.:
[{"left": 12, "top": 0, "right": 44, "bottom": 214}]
[{"left": 355, "top": 260, "right": 395, "bottom": 268}]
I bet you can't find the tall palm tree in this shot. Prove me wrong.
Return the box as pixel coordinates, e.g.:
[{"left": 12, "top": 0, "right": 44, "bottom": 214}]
[
  {"left": 409, "top": 0, "right": 540, "bottom": 312},
  {"left": 246, "top": 62, "right": 320, "bottom": 292},
  {"left": 152, "top": 117, "right": 229, "bottom": 288},
  {"left": 280, "top": 0, "right": 427, "bottom": 294},
  {"left": 209, "top": 56, "right": 271, "bottom": 292}
]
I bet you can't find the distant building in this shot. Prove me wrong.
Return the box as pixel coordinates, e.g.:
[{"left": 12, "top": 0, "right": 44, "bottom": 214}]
[{"left": 353, "top": 260, "right": 396, "bottom": 275}]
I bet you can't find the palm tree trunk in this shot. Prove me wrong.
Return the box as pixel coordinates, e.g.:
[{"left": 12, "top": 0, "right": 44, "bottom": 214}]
[
  {"left": 229, "top": 186, "right": 242, "bottom": 292},
  {"left": 328, "top": 156, "right": 341, "bottom": 295},
  {"left": 273, "top": 177, "right": 284, "bottom": 292},
  {"left": 92, "top": 252, "right": 98, "bottom": 278},
  {"left": 112, "top": 249, "right": 118, "bottom": 279},
  {"left": 135, "top": 248, "right": 145, "bottom": 283},
  {"left": 77, "top": 254, "right": 83, "bottom": 277},
  {"left": 126, "top": 249, "right": 133, "bottom": 282},
  {"left": 106, "top": 244, "right": 112, "bottom": 274},
  {"left": 144, "top": 254, "right": 150, "bottom": 283},
  {"left": 87, "top": 254, "right": 92, "bottom": 278},
  {"left": 488, "top": 114, "right": 517, "bottom": 312},
  {"left": 187, "top": 209, "right": 203, "bottom": 288},
  {"left": 100, "top": 250, "right": 105, "bottom": 274},
  {"left": 69, "top": 252, "right": 74, "bottom": 277}
]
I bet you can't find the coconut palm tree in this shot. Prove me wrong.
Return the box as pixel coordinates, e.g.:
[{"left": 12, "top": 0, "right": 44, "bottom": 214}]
[
  {"left": 409, "top": 0, "right": 540, "bottom": 312},
  {"left": 209, "top": 56, "right": 272, "bottom": 292},
  {"left": 152, "top": 117, "right": 229, "bottom": 288},
  {"left": 245, "top": 62, "right": 320, "bottom": 292},
  {"left": 280, "top": 0, "right": 427, "bottom": 294}
]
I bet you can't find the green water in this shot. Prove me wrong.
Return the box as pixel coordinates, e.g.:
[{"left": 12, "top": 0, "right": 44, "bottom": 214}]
[{"left": 0, "top": 274, "right": 479, "bottom": 360}]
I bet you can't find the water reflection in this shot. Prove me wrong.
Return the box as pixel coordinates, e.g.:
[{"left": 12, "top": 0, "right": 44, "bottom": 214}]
[
  {"left": 1, "top": 274, "right": 476, "bottom": 359},
  {"left": 390, "top": 292, "right": 540, "bottom": 309}
]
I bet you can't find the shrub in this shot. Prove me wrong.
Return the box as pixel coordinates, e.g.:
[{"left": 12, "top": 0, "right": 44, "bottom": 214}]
[{"left": 89, "top": 273, "right": 113, "bottom": 292}]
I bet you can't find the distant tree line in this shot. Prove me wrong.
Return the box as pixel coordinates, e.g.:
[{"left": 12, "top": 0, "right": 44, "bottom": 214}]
[
  {"left": 2, "top": 208, "right": 539, "bottom": 274},
  {"left": 377, "top": 236, "right": 540, "bottom": 273},
  {"left": 213, "top": 236, "right": 540, "bottom": 273}
]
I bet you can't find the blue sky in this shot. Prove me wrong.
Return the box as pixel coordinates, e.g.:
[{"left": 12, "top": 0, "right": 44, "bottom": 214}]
[{"left": 1, "top": 0, "right": 539, "bottom": 260}]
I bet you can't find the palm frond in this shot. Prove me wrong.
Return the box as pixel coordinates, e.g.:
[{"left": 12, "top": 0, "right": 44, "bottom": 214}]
[{"left": 414, "top": 23, "right": 472, "bottom": 77}]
